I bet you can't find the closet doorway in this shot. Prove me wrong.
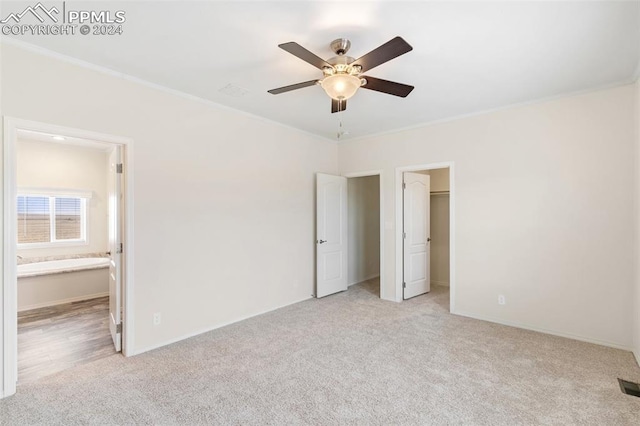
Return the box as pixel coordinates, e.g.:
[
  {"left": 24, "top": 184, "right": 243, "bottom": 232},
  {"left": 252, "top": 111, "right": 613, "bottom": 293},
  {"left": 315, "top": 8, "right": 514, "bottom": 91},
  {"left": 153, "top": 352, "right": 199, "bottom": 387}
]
[{"left": 395, "top": 163, "right": 454, "bottom": 310}]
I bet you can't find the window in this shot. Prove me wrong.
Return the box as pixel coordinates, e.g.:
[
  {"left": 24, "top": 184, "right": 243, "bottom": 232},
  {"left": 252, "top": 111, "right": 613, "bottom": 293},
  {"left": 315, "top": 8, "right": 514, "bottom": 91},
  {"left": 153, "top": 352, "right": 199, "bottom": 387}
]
[{"left": 17, "top": 193, "right": 88, "bottom": 246}]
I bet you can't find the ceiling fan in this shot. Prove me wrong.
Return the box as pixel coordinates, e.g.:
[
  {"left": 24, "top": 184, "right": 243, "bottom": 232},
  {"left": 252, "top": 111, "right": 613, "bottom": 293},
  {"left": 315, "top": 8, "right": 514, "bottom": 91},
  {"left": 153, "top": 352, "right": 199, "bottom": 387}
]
[{"left": 268, "top": 37, "right": 414, "bottom": 113}]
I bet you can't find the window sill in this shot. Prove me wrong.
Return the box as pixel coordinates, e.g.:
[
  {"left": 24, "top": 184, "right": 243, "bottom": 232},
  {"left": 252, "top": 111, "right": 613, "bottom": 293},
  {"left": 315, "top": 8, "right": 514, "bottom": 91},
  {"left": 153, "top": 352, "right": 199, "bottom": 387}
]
[{"left": 18, "top": 240, "right": 89, "bottom": 250}]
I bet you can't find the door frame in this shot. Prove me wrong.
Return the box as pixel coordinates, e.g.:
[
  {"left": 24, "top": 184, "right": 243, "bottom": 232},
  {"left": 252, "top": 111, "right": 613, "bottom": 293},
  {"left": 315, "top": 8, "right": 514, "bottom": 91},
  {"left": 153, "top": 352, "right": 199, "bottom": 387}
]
[
  {"left": 2, "top": 117, "right": 135, "bottom": 398},
  {"left": 342, "top": 170, "right": 385, "bottom": 299},
  {"left": 395, "top": 162, "right": 455, "bottom": 311}
]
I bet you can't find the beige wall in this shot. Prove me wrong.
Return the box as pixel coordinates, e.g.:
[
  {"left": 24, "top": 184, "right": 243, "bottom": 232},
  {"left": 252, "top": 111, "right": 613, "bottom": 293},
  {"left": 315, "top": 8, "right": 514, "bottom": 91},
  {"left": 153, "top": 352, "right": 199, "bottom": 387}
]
[
  {"left": 0, "top": 43, "right": 338, "bottom": 365},
  {"left": 418, "top": 168, "right": 450, "bottom": 192},
  {"left": 347, "top": 175, "right": 380, "bottom": 285},
  {"left": 18, "top": 268, "right": 109, "bottom": 311},
  {"left": 339, "top": 85, "right": 636, "bottom": 349},
  {"left": 430, "top": 194, "right": 450, "bottom": 286},
  {"left": 16, "top": 139, "right": 109, "bottom": 258}
]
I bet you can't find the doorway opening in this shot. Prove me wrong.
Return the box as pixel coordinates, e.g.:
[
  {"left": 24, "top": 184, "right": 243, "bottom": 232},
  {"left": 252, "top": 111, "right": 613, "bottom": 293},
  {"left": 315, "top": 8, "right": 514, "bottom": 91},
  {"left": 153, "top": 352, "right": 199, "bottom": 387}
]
[
  {"left": 3, "top": 118, "right": 134, "bottom": 397},
  {"left": 346, "top": 174, "right": 381, "bottom": 297},
  {"left": 315, "top": 171, "right": 385, "bottom": 300},
  {"left": 396, "top": 163, "right": 454, "bottom": 310}
]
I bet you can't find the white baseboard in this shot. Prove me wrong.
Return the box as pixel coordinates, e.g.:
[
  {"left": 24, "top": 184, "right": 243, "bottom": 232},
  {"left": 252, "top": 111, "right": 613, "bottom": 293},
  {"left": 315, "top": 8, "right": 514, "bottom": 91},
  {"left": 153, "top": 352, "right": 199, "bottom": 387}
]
[
  {"left": 18, "top": 292, "right": 109, "bottom": 312},
  {"left": 432, "top": 280, "right": 449, "bottom": 287},
  {"left": 453, "top": 309, "right": 633, "bottom": 352},
  {"left": 348, "top": 274, "right": 380, "bottom": 287},
  {"left": 634, "top": 348, "right": 640, "bottom": 368},
  {"left": 134, "top": 295, "right": 313, "bottom": 356}
]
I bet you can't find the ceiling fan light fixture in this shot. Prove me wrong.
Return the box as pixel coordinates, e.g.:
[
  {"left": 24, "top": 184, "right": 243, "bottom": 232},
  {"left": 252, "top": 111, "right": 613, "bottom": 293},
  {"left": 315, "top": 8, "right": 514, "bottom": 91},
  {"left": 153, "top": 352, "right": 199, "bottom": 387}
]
[
  {"left": 321, "top": 74, "right": 362, "bottom": 100},
  {"left": 268, "top": 37, "right": 414, "bottom": 113}
]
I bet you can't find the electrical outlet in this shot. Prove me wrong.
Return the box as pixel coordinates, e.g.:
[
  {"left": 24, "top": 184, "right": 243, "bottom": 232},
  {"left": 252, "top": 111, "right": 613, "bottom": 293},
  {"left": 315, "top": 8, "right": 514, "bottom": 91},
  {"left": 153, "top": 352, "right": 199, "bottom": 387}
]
[
  {"left": 498, "top": 295, "right": 506, "bottom": 305},
  {"left": 153, "top": 312, "right": 161, "bottom": 326}
]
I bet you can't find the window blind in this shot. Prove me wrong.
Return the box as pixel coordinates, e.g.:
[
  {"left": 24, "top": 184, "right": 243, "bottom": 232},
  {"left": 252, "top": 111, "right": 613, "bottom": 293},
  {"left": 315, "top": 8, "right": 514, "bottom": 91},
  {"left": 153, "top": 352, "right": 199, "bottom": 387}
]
[
  {"left": 17, "top": 196, "right": 51, "bottom": 244},
  {"left": 55, "top": 197, "right": 82, "bottom": 240}
]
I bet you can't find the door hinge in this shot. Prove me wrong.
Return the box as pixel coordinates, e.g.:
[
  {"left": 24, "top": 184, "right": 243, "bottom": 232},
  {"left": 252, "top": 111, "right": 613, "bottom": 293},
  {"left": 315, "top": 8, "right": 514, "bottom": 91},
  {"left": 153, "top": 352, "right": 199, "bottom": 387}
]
[
  {"left": 116, "top": 323, "right": 122, "bottom": 334},
  {"left": 403, "top": 232, "right": 406, "bottom": 239},
  {"left": 402, "top": 182, "right": 406, "bottom": 189},
  {"left": 116, "top": 243, "right": 123, "bottom": 254},
  {"left": 116, "top": 163, "right": 123, "bottom": 174},
  {"left": 403, "top": 282, "right": 406, "bottom": 289}
]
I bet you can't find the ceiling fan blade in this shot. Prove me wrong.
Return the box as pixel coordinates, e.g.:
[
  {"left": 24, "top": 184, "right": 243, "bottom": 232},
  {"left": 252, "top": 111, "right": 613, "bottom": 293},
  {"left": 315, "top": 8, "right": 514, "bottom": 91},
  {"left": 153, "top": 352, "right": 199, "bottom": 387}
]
[
  {"left": 278, "top": 42, "right": 333, "bottom": 70},
  {"left": 268, "top": 80, "right": 319, "bottom": 95},
  {"left": 331, "top": 98, "right": 347, "bottom": 113},
  {"left": 360, "top": 76, "right": 414, "bottom": 97},
  {"left": 351, "top": 37, "right": 413, "bottom": 73}
]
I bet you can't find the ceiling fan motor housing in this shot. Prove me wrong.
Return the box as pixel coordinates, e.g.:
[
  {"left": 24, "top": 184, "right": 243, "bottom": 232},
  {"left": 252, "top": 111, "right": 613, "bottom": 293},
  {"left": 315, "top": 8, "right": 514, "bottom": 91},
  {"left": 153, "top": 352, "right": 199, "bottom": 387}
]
[
  {"left": 324, "top": 56, "right": 361, "bottom": 76},
  {"left": 330, "top": 38, "right": 351, "bottom": 55}
]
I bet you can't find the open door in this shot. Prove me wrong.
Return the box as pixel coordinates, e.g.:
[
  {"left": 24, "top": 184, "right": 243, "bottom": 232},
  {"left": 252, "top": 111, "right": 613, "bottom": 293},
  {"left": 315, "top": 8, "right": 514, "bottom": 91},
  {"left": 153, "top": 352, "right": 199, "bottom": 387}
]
[
  {"left": 403, "top": 172, "right": 430, "bottom": 299},
  {"left": 108, "top": 146, "right": 122, "bottom": 352},
  {"left": 316, "top": 173, "right": 348, "bottom": 298}
]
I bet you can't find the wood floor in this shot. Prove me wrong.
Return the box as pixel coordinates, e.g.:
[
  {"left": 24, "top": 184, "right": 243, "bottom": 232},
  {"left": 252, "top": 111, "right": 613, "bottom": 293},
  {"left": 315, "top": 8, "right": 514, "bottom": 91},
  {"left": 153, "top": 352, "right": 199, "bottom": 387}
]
[{"left": 18, "top": 297, "right": 118, "bottom": 384}]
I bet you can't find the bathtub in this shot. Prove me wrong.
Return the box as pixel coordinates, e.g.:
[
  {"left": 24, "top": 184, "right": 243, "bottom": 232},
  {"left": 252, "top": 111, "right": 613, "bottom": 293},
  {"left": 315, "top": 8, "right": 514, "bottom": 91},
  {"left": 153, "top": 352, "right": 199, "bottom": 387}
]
[
  {"left": 18, "top": 257, "right": 111, "bottom": 278},
  {"left": 18, "top": 257, "right": 111, "bottom": 311}
]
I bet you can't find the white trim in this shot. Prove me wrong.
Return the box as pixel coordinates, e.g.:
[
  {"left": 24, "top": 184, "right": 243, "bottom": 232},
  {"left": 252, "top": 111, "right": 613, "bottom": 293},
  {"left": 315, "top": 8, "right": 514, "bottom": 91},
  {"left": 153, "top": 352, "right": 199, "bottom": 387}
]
[
  {"left": 348, "top": 274, "right": 380, "bottom": 287},
  {"left": 343, "top": 170, "right": 385, "bottom": 299},
  {"left": 633, "top": 3, "right": 640, "bottom": 82},
  {"left": 455, "top": 310, "right": 633, "bottom": 352},
  {"left": 1, "top": 38, "right": 336, "bottom": 145},
  {"left": 395, "top": 162, "right": 455, "bottom": 311},
  {"left": 17, "top": 292, "right": 109, "bottom": 312},
  {"left": 2, "top": 117, "right": 135, "bottom": 398},
  {"left": 343, "top": 169, "right": 382, "bottom": 179},
  {"left": 3, "top": 118, "right": 18, "bottom": 398},
  {"left": 18, "top": 188, "right": 93, "bottom": 199},
  {"left": 135, "top": 296, "right": 313, "bottom": 356}
]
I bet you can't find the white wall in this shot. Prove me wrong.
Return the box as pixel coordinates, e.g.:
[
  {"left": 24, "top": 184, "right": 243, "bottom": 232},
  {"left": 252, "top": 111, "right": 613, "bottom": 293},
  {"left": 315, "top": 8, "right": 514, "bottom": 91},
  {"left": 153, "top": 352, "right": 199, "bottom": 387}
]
[
  {"left": 339, "top": 85, "right": 636, "bottom": 349},
  {"left": 347, "top": 175, "right": 380, "bottom": 285},
  {"left": 16, "top": 139, "right": 109, "bottom": 258},
  {"left": 0, "top": 42, "right": 338, "bottom": 371}
]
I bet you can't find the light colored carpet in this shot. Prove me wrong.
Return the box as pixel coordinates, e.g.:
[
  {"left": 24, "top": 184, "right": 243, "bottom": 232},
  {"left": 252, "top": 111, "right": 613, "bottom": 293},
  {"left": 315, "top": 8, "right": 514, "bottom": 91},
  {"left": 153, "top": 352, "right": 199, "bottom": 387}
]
[{"left": 1, "top": 279, "right": 640, "bottom": 425}]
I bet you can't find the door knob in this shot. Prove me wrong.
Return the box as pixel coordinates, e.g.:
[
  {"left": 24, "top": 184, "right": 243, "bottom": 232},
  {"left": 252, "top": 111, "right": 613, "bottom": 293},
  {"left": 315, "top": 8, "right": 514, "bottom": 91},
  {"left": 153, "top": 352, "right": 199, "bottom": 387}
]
[{"left": 317, "top": 239, "right": 327, "bottom": 244}]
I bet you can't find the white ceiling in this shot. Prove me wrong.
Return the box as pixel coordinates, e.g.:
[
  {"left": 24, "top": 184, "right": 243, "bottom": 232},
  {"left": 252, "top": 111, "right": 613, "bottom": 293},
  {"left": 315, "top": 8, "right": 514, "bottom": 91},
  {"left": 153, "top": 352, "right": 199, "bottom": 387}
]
[{"left": 4, "top": 1, "right": 640, "bottom": 140}]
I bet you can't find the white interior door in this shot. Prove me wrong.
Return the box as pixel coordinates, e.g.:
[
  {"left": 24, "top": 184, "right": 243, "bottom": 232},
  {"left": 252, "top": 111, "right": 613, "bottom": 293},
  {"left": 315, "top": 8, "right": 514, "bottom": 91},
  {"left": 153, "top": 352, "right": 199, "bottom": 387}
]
[
  {"left": 108, "top": 146, "right": 122, "bottom": 352},
  {"left": 403, "top": 172, "right": 430, "bottom": 299},
  {"left": 316, "top": 173, "right": 348, "bottom": 298}
]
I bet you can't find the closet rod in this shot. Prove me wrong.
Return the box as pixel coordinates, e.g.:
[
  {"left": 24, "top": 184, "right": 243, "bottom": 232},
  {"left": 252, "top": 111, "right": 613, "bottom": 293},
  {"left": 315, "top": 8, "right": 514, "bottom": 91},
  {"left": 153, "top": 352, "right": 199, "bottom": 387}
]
[{"left": 430, "top": 190, "right": 450, "bottom": 195}]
